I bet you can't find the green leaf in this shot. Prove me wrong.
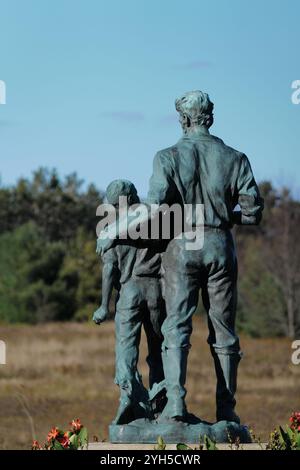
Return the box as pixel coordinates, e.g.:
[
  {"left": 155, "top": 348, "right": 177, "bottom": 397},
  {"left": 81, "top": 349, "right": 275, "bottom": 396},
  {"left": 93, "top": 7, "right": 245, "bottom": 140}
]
[
  {"left": 155, "top": 436, "right": 166, "bottom": 450},
  {"left": 278, "top": 426, "right": 291, "bottom": 450},
  {"left": 204, "top": 435, "right": 218, "bottom": 451},
  {"left": 69, "top": 433, "right": 79, "bottom": 449},
  {"left": 286, "top": 426, "right": 295, "bottom": 442},
  {"left": 176, "top": 443, "right": 193, "bottom": 450},
  {"left": 295, "top": 432, "right": 300, "bottom": 450},
  {"left": 52, "top": 439, "right": 65, "bottom": 451},
  {"left": 78, "top": 427, "right": 88, "bottom": 449}
]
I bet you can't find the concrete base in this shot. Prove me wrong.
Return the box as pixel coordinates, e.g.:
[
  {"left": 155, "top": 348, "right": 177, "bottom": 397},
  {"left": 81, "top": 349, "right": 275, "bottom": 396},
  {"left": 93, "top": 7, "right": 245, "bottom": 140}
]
[
  {"left": 89, "top": 442, "right": 265, "bottom": 450},
  {"left": 109, "top": 418, "right": 251, "bottom": 444}
]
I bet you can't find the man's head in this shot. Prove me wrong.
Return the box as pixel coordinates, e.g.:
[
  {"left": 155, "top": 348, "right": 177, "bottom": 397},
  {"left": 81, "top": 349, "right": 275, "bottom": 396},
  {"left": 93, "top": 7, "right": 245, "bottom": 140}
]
[
  {"left": 106, "top": 179, "right": 140, "bottom": 207},
  {"left": 175, "top": 90, "right": 214, "bottom": 132}
]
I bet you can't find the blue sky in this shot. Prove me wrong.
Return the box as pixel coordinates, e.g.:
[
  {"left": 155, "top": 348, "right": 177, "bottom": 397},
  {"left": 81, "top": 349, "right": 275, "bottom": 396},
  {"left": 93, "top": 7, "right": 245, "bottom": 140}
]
[{"left": 0, "top": 0, "right": 299, "bottom": 196}]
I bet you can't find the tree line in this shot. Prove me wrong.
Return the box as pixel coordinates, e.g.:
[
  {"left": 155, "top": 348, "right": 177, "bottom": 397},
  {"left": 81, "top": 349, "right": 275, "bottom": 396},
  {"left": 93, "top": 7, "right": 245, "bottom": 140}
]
[{"left": 0, "top": 169, "right": 299, "bottom": 338}]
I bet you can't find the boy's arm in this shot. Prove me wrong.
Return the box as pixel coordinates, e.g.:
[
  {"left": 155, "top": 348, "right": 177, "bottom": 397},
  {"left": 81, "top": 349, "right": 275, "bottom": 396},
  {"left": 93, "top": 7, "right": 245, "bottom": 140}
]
[
  {"left": 96, "top": 151, "right": 175, "bottom": 255},
  {"left": 101, "top": 261, "right": 117, "bottom": 310},
  {"left": 93, "top": 250, "right": 119, "bottom": 325}
]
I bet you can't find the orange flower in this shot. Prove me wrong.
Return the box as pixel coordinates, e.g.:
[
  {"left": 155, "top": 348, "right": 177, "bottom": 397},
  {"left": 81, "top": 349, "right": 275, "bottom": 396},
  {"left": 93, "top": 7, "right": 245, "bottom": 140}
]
[
  {"left": 47, "top": 427, "right": 59, "bottom": 442},
  {"left": 70, "top": 418, "right": 83, "bottom": 433},
  {"left": 57, "top": 432, "right": 70, "bottom": 449}
]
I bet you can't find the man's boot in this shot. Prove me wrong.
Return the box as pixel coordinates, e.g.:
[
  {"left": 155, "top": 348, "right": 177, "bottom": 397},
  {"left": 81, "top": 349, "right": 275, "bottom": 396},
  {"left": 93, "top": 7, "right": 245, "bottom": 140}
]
[
  {"left": 113, "top": 386, "right": 135, "bottom": 425},
  {"left": 212, "top": 349, "right": 241, "bottom": 424},
  {"left": 159, "top": 347, "right": 189, "bottom": 421}
]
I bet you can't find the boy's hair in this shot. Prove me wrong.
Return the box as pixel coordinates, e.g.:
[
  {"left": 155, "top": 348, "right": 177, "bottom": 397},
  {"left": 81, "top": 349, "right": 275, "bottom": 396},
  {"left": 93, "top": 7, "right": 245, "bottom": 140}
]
[{"left": 106, "top": 179, "right": 140, "bottom": 206}]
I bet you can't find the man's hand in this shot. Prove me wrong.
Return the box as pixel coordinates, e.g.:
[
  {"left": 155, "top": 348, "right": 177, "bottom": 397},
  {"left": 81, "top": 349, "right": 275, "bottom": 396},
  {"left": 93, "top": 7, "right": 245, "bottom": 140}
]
[
  {"left": 93, "top": 306, "right": 109, "bottom": 325},
  {"left": 96, "top": 235, "right": 114, "bottom": 256}
]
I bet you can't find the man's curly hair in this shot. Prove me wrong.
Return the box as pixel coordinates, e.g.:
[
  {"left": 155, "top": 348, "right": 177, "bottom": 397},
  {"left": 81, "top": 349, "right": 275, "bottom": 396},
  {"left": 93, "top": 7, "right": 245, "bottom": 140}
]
[{"left": 175, "top": 90, "right": 214, "bottom": 130}]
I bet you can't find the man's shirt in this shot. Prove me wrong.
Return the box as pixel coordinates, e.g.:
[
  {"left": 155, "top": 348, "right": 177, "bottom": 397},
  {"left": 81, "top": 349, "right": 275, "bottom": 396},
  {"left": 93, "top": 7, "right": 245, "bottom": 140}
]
[{"left": 147, "top": 130, "right": 263, "bottom": 229}]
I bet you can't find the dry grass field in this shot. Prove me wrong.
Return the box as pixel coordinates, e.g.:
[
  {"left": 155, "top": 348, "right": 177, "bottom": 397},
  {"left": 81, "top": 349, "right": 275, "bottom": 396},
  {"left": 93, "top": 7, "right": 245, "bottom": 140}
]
[{"left": 0, "top": 316, "right": 299, "bottom": 449}]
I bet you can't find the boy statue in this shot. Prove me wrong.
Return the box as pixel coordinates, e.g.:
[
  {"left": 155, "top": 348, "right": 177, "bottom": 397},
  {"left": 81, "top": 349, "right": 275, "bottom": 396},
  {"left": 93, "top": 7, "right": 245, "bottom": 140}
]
[{"left": 93, "top": 179, "right": 166, "bottom": 424}]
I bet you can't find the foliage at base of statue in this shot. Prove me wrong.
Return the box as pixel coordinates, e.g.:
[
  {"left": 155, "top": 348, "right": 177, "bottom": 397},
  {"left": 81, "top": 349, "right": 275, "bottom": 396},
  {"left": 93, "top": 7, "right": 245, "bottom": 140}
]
[
  {"left": 32, "top": 418, "right": 88, "bottom": 450},
  {"left": 154, "top": 436, "right": 167, "bottom": 450},
  {"left": 266, "top": 412, "right": 300, "bottom": 450},
  {"left": 155, "top": 435, "right": 218, "bottom": 451},
  {"left": 177, "top": 435, "right": 219, "bottom": 451},
  {"left": 155, "top": 412, "right": 300, "bottom": 451}
]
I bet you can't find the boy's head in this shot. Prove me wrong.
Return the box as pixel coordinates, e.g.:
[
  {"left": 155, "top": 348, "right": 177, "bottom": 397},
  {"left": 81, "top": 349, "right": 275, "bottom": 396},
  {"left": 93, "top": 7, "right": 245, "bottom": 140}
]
[{"left": 106, "top": 179, "right": 140, "bottom": 207}]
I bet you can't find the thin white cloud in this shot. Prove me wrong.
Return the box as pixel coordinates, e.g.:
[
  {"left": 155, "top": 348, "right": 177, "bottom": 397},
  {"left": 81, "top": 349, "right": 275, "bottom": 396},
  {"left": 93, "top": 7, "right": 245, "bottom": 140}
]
[
  {"left": 160, "top": 114, "right": 179, "bottom": 126},
  {"left": 173, "top": 60, "right": 212, "bottom": 70},
  {"left": 100, "top": 111, "right": 145, "bottom": 122}
]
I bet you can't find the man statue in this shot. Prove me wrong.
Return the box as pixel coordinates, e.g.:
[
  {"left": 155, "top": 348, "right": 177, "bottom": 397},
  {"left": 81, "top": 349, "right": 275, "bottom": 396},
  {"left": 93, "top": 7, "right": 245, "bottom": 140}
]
[
  {"left": 97, "top": 90, "right": 263, "bottom": 426},
  {"left": 146, "top": 91, "right": 263, "bottom": 423}
]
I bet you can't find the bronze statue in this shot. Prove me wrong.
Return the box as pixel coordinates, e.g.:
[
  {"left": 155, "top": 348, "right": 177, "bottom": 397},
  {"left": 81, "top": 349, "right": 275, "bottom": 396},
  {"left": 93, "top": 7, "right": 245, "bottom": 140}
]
[{"left": 95, "top": 90, "right": 263, "bottom": 443}]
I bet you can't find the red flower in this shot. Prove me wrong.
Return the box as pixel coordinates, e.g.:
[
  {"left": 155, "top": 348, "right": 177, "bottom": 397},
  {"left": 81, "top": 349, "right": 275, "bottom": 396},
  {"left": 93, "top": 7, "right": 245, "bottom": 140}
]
[
  {"left": 32, "top": 440, "right": 42, "bottom": 450},
  {"left": 47, "top": 427, "right": 59, "bottom": 442},
  {"left": 70, "top": 418, "right": 83, "bottom": 433},
  {"left": 289, "top": 411, "right": 300, "bottom": 432},
  {"left": 57, "top": 432, "right": 70, "bottom": 449}
]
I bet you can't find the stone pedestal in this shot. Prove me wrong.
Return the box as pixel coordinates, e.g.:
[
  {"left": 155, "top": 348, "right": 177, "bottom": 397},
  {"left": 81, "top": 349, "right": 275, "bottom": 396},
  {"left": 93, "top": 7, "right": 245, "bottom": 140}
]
[{"left": 109, "top": 418, "right": 251, "bottom": 444}]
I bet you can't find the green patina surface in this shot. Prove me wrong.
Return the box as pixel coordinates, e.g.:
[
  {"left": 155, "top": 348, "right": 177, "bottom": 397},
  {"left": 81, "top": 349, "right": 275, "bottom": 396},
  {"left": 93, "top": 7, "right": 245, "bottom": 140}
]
[{"left": 95, "top": 91, "right": 263, "bottom": 442}]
